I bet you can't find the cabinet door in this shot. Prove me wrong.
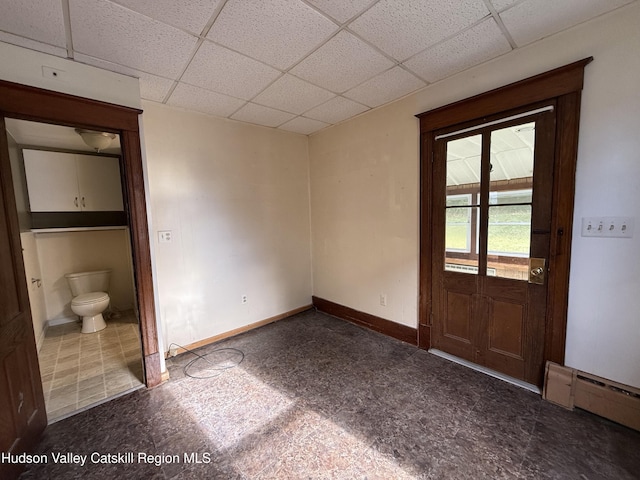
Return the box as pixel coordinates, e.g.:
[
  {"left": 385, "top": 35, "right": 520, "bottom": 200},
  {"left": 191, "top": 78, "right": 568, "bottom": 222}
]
[
  {"left": 23, "top": 150, "right": 80, "bottom": 212},
  {"left": 75, "top": 154, "right": 124, "bottom": 211}
]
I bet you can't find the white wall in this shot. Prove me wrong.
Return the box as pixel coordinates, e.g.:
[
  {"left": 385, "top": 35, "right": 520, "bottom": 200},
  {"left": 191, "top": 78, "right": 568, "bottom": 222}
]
[
  {"left": 35, "top": 229, "right": 136, "bottom": 322},
  {"left": 0, "top": 42, "right": 140, "bottom": 109},
  {"left": 142, "top": 101, "right": 312, "bottom": 349},
  {"left": 309, "top": 3, "right": 640, "bottom": 388}
]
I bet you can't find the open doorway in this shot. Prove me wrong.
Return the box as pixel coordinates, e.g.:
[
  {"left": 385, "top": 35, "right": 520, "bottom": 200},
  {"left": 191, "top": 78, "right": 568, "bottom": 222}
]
[
  {"left": 0, "top": 79, "right": 160, "bottom": 469},
  {"left": 5, "top": 118, "right": 144, "bottom": 422}
]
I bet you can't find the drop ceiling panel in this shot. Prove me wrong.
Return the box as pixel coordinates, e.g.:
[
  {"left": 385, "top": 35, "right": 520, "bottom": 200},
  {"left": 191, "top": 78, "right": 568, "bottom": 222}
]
[
  {"left": 344, "top": 66, "right": 425, "bottom": 108},
  {"left": 181, "top": 41, "right": 281, "bottom": 100},
  {"left": 500, "top": 0, "right": 634, "bottom": 47},
  {"left": 304, "top": 96, "right": 369, "bottom": 124},
  {"left": 306, "top": 0, "right": 374, "bottom": 23},
  {"left": 167, "top": 83, "right": 245, "bottom": 117},
  {"left": 231, "top": 103, "right": 295, "bottom": 128},
  {"left": 207, "top": 0, "right": 338, "bottom": 70},
  {"left": 74, "top": 53, "right": 175, "bottom": 102},
  {"left": 290, "top": 31, "right": 394, "bottom": 93},
  {"left": 110, "top": 0, "right": 223, "bottom": 35},
  {"left": 489, "top": 0, "right": 521, "bottom": 12},
  {"left": 279, "top": 117, "right": 329, "bottom": 135},
  {"left": 404, "top": 19, "right": 511, "bottom": 83},
  {"left": 0, "top": 32, "right": 67, "bottom": 58},
  {"left": 69, "top": 0, "right": 198, "bottom": 78},
  {"left": 0, "top": 0, "right": 66, "bottom": 48},
  {"left": 253, "top": 74, "right": 335, "bottom": 115},
  {"left": 349, "top": 0, "right": 489, "bottom": 61}
]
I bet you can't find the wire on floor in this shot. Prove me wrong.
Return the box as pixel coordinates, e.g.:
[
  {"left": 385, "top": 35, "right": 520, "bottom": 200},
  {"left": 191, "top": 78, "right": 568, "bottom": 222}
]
[{"left": 167, "top": 343, "right": 244, "bottom": 379}]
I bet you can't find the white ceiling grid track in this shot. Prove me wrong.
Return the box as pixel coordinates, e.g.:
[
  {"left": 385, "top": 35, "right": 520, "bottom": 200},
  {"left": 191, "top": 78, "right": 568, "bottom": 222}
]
[{"left": 0, "top": 0, "right": 635, "bottom": 134}]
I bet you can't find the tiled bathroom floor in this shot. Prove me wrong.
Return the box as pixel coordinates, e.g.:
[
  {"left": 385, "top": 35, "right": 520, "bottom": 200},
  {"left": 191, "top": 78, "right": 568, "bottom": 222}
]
[{"left": 37, "top": 311, "right": 144, "bottom": 422}]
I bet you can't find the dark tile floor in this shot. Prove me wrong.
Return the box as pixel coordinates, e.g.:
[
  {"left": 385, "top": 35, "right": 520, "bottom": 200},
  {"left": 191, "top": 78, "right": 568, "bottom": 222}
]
[{"left": 20, "top": 309, "right": 640, "bottom": 479}]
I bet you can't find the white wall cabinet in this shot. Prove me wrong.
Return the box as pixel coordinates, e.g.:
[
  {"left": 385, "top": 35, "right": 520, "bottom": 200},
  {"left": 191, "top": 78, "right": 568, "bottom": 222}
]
[{"left": 23, "top": 149, "right": 124, "bottom": 212}]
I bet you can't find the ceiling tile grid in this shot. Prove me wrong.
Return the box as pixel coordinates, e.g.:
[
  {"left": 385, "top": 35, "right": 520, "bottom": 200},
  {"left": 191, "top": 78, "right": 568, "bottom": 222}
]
[
  {"left": 290, "top": 30, "right": 395, "bottom": 93},
  {"left": 306, "top": 0, "right": 375, "bottom": 23},
  {"left": 1, "top": 0, "right": 637, "bottom": 134},
  {"left": 488, "top": 0, "right": 522, "bottom": 12},
  {"left": 279, "top": 116, "right": 329, "bottom": 135},
  {"left": 0, "top": 31, "right": 67, "bottom": 58},
  {"left": 349, "top": 0, "right": 490, "bottom": 61},
  {"left": 344, "top": 66, "right": 426, "bottom": 108},
  {"left": 181, "top": 40, "right": 281, "bottom": 100},
  {"left": 167, "top": 82, "right": 245, "bottom": 118},
  {"left": 404, "top": 18, "right": 512, "bottom": 83},
  {"left": 207, "top": 0, "right": 338, "bottom": 70},
  {"left": 69, "top": 0, "right": 198, "bottom": 78},
  {"left": 253, "top": 74, "right": 336, "bottom": 115},
  {"left": 231, "top": 103, "right": 296, "bottom": 128},
  {"left": 499, "top": 0, "right": 635, "bottom": 47},
  {"left": 0, "top": 0, "right": 66, "bottom": 48},
  {"left": 110, "top": 0, "right": 223, "bottom": 36},
  {"left": 74, "top": 53, "right": 175, "bottom": 102},
  {"left": 303, "top": 96, "right": 370, "bottom": 124}
]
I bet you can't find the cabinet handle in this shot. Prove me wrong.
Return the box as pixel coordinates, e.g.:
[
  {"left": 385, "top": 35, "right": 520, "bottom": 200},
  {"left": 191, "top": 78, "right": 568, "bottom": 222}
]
[
  {"left": 81, "top": 197, "right": 86, "bottom": 207},
  {"left": 74, "top": 197, "right": 78, "bottom": 207}
]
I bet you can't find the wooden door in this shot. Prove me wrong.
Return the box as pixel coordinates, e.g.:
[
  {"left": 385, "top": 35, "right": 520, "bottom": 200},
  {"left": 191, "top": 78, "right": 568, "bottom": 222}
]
[
  {"left": 0, "top": 119, "right": 47, "bottom": 479},
  {"left": 431, "top": 104, "right": 556, "bottom": 385}
]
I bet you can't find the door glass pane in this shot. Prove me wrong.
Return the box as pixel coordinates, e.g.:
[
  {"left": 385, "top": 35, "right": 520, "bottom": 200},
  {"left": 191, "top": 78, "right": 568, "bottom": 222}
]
[
  {"left": 488, "top": 122, "right": 535, "bottom": 280},
  {"left": 444, "top": 134, "right": 481, "bottom": 274}
]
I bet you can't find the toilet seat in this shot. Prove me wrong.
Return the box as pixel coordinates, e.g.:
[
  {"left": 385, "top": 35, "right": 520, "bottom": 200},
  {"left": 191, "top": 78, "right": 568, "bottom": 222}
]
[{"left": 72, "top": 292, "right": 109, "bottom": 306}]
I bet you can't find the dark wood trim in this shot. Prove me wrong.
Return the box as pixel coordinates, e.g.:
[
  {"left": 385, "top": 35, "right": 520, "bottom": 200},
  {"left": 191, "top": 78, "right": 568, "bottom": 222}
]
[
  {"left": 544, "top": 92, "right": 582, "bottom": 365},
  {"left": 120, "top": 130, "right": 161, "bottom": 387},
  {"left": 0, "top": 80, "right": 161, "bottom": 389},
  {"left": 418, "top": 59, "right": 591, "bottom": 371},
  {"left": 416, "top": 58, "right": 593, "bottom": 132},
  {"left": 313, "top": 296, "right": 418, "bottom": 346},
  {"left": 0, "top": 80, "right": 141, "bottom": 132},
  {"left": 418, "top": 132, "right": 433, "bottom": 349}
]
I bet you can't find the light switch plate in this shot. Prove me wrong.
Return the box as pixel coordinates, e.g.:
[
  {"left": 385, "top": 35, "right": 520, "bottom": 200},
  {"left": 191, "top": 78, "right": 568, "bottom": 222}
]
[{"left": 581, "top": 217, "right": 634, "bottom": 238}]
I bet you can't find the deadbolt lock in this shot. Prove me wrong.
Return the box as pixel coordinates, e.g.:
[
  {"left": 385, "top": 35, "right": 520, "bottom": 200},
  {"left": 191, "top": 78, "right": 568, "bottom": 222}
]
[{"left": 529, "top": 258, "right": 546, "bottom": 285}]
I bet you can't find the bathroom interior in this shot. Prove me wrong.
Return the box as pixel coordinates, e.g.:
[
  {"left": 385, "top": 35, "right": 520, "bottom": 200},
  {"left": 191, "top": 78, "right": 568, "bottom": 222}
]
[{"left": 5, "top": 118, "right": 145, "bottom": 423}]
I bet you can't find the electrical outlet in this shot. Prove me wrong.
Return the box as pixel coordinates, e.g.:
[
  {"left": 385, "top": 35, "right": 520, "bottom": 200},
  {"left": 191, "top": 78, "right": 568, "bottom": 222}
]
[
  {"left": 169, "top": 347, "right": 178, "bottom": 357},
  {"left": 158, "top": 230, "right": 172, "bottom": 243},
  {"left": 241, "top": 294, "right": 248, "bottom": 304},
  {"left": 380, "top": 293, "right": 387, "bottom": 307}
]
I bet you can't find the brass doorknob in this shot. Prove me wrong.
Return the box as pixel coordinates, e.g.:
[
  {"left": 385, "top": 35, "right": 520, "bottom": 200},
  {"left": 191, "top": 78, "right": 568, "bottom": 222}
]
[{"left": 531, "top": 267, "right": 544, "bottom": 277}]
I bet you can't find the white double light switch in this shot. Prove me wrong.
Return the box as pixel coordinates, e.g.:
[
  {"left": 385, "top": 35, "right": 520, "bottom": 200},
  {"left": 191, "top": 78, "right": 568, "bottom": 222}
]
[{"left": 581, "top": 217, "right": 634, "bottom": 238}]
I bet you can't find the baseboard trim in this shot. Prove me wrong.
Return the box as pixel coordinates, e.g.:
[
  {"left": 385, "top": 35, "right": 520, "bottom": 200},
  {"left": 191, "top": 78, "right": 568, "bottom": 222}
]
[
  {"left": 166, "top": 304, "right": 313, "bottom": 358},
  {"left": 312, "top": 296, "right": 418, "bottom": 346}
]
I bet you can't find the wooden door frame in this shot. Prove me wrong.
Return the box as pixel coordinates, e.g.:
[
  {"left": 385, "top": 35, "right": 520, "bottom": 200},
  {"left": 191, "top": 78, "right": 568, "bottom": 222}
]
[
  {"left": 417, "top": 58, "right": 593, "bottom": 368},
  {"left": 0, "top": 79, "right": 161, "bottom": 388}
]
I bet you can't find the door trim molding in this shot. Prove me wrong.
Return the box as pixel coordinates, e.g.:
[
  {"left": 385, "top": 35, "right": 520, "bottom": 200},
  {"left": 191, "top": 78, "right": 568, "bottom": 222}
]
[
  {"left": 0, "top": 79, "right": 161, "bottom": 388},
  {"left": 416, "top": 58, "right": 593, "bottom": 369}
]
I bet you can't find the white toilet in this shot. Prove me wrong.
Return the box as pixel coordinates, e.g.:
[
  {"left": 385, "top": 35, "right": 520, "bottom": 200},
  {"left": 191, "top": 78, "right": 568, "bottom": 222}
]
[{"left": 65, "top": 269, "right": 111, "bottom": 334}]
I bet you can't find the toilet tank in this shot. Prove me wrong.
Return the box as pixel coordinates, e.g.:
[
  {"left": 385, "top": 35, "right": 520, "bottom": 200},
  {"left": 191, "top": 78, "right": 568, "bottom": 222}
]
[{"left": 65, "top": 269, "right": 111, "bottom": 296}]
